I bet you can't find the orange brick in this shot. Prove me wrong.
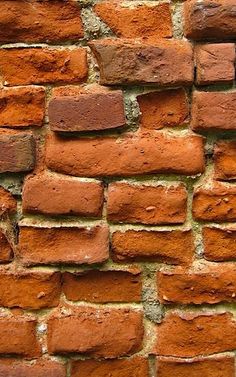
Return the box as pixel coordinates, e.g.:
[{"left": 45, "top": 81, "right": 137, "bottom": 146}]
[
  {"left": 47, "top": 307, "right": 143, "bottom": 358},
  {"left": 155, "top": 312, "right": 236, "bottom": 357},
  {"left": 0, "top": 86, "right": 45, "bottom": 128},
  {"left": 63, "top": 270, "right": 142, "bottom": 303},
  {"left": 112, "top": 230, "right": 194, "bottom": 265},
  {"left": 0, "top": 272, "right": 61, "bottom": 309},
  {"left": 138, "top": 89, "right": 189, "bottom": 130},
  {"left": 94, "top": 2, "right": 172, "bottom": 38},
  {"left": 0, "top": 48, "right": 87, "bottom": 86},
  {"left": 107, "top": 183, "right": 187, "bottom": 225},
  {"left": 18, "top": 226, "right": 109, "bottom": 266}
]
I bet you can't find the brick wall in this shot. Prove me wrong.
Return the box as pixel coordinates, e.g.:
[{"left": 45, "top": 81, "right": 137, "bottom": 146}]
[{"left": 0, "top": 0, "right": 236, "bottom": 376}]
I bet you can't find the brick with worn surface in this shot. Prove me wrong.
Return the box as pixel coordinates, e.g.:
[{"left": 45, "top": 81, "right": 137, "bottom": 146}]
[
  {"left": 63, "top": 270, "right": 142, "bottom": 303},
  {"left": 49, "top": 85, "right": 126, "bottom": 132},
  {"left": 112, "top": 229, "right": 194, "bottom": 265},
  {"left": 46, "top": 132, "right": 205, "bottom": 177},
  {"left": 184, "top": 0, "right": 236, "bottom": 40},
  {"left": 0, "top": 86, "right": 45, "bottom": 128},
  {"left": 0, "top": 0, "right": 83, "bottom": 43},
  {"left": 195, "top": 44, "right": 235, "bottom": 85},
  {"left": 203, "top": 227, "right": 236, "bottom": 261},
  {"left": 193, "top": 184, "right": 236, "bottom": 222},
  {"left": 18, "top": 226, "right": 109, "bottom": 266},
  {"left": 94, "top": 2, "right": 172, "bottom": 38},
  {"left": 0, "top": 48, "right": 87, "bottom": 86},
  {"left": 0, "top": 130, "right": 35, "bottom": 173},
  {"left": 156, "top": 356, "right": 235, "bottom": 377},
  {"left": 71, "top": 357, "right": 149, "bottom": 377},
  {"left": 22, "top": 172, "right": 104, "bottom": 217},
  {"left": 0, "top": 186, "right": 17, "bottom": 216},
  {"left": 107, "top": 182, "right": 187, "bottom": 225},
  {"left": 0, "top": 271, "right": 61, "bottom": 309},
  {"left": 214, "top": 141, "right": 236, "bottom": 181},
  {"left": 0, "top": 231, "right": 13, "bottom": 263},
  {"left": 137, "top": 89, "right": 189, "bottom": 130},
  {"left": 0, "top": 359, "right": 66, "bottom": 377},
  {"left": 0, "top": 316, "right": 40, "bottom": 358},
  {"left": 191, "top": 91, "right": 236, "bottom": 131},
  {"left": 89, "top": 39, "right": 193, "bottom": 86},
  {"left": 158, "top": 262, "right": 236, "bottom": 304},
  {"left": 47, "top": 307, "right": 143, "bottom": 358},
  {"left": 155, "top": 312, "right": 236, "bottom": 357}
]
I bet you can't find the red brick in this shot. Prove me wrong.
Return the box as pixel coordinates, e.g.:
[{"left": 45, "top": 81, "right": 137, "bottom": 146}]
[
  {"left": 0, "top": 316, "right": 40, "bottom": 358},
  {"left": 112, "top": 230, "right": 194, "bottom": 265},
  {"left": 48, "top": 85, "right": 126, "bottom": 132},
  {"left": 191, "top": 91, "right": 236, "bottom": 131},
  {"left": 45, "top": 132, "right": 205, "bottom": 177},
  {"left": 71, "top": 357, "right": 149, "bottom": 377},
  {"left": 195, "top": 44, "right": 235, "bottom": 85},
  {"left": 18, "top": 226, "right": 109, "bottom": 266},
  {"left": 137, "top": 89, "right": 189, "bottom": 130},
  {"left": 155, "top": 312, "right": 236, "bottom": 357},
  {"left": 107, "top": 183, "right": 187, "bottom": 225},
  {"left": 0, "top": 359, "right": 66, "bottom": 377},
  {"left": 0, "top": 86, "right": 45, "bottom": 128},
  {"left": 0, "top": 130, "right": 35, "bottom": 173},
  {"left": 203, "top": 227, "right": 236, "bottom": 261},
  {"left": 184, "top": 0, "right": 236, "bottom": 40},
  {"left": 0, "top": 48, "right": 87, "bottom": 86},
  {"left": 0, "top": 271, "right": 61, "bottom": 309},
  {"left": 0, "top": 230, "right": 13, "bottom": 263},
  {"left": 193, "top": 184, "right": 236, "bottom": 222},
  {"left": 214, "top": 141, "right": 236, "bottom": 181},
  {"left": 158, "top": 262, "right": 236, "bottom": 304},
  {"left": 0, "top": 1, "right": 83, "bottom": 43},
  {"left": 22, "top": 172, "right": 104, "bottom": 217},
  {"left": 156, "top": 356, "right": 235, "bottom": 377},
  {"left": 0, "top": 186, "right": 17, "bottom": 216},
  {"left": 47, "top": 307, "right": 143, "bottom": 358},
  {"left": 94, "top": 2, "right": 172, "bottom": 38},
  {"left": 89, "top": 39, "right": 193, "bottom": 86},
  {"left": 63, "top": 270, "right": 142, "bottom": 303}
]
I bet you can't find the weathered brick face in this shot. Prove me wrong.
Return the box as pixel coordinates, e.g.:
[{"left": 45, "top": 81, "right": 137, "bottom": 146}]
[{"left": 0, "top": 0, "right": 235, "bottom": 375}]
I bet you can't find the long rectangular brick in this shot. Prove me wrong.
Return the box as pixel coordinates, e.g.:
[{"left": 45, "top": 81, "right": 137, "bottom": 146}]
[
  {"left": 22, "top": 173, "right": 104, "bottom": 217},
  {"left": 112, "top": 229, "right": 194, "bottom": 265},
  {"left": 0, "top": 1, "right": 83, "bottom": 43},
  {"left": 71, "top": 357, "right": 149, "bottom": 377},
  {"left": 0, "top": 130, "right": 35, "bottom": 173},
  {"left": 62, "top": 270, "right": 142, "bottom": 303},
  {"left": 18, "top": 226, "right": 109, "bottom": 266},
  {"left": 0, "top": 86, "right": 45, "bottom": 128},
  {"left": 156, "top": 356, "right": 235, "bottom": 377},
  {"left": 0, "top": 272, "right": 61, "bottom": 309},
  {"left": 191, "top": 91, "right": 236, "bottom": 131},
  {"left": 107, "top": 183, "right": 187, "bottom": 225},
  {"left": 45, "top": 132, "right": 205, "bottom": 177},
  {"left": 94, "top": 2, "right": 172, "bottom": 38},
  {"left": 0, "top": 48, "right": 87, "bottom": 86},
  {"left": 0, "top": 359, "right": 66, "bottom": 377},
  {"left": 184, "top": 0, "right": 236, "bottom": 40},
  {"left": 158, "top": 263, "right": 236, "bottom": 304},
  {"left": 49, "top": 85, "right": 126, "bottom": 132},
  {"left": 47, "top": 307, "right": 143, "bottom": 358},
  {"left": 89, "top": 39, "right": 193, "bottom": 86},
  {"left": 155, "top": 312, "right": 236, "bottom": 357}
]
